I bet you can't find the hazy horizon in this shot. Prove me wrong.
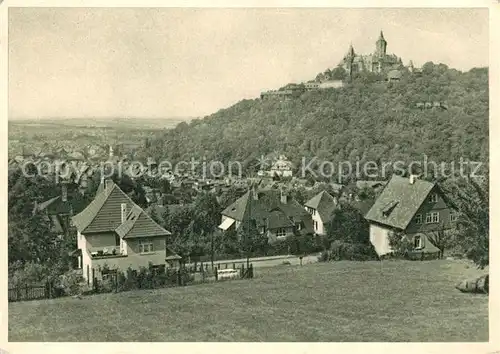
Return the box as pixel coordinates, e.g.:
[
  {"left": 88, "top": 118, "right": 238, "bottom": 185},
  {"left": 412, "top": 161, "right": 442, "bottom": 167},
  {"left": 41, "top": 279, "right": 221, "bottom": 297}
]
[{"left": 9, "top": 8, "right": 488, "bottom": 120}]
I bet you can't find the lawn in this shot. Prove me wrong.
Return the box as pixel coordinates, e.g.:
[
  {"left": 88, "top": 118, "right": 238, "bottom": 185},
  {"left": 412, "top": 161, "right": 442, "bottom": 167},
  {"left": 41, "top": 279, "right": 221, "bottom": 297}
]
[{"left": 8, "top": 260, "right": 488, "bottom": 342}]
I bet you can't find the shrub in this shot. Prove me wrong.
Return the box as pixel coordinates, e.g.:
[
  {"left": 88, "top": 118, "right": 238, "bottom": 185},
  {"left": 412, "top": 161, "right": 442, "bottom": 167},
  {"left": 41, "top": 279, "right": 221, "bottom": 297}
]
[
  {"left": 99, "top": 277, "right": 115, "bottom": 293},
  {"left": 318, "top": 250, "right": 331, "bottom": 262},
  {"left": 319, "top": 241, "right": 378, "bottom": 262},
  {"left": 9, "top": 262, "right": 49, "bottom": 287},
  {"left": 58, "top": 270, "right": 85, "bottom": 296}
]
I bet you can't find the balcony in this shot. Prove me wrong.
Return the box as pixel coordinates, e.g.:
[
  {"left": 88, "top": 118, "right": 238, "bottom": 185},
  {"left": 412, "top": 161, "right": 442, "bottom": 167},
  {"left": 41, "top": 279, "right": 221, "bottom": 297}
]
[{"left": 89, "top": 246, "right": 127, "bottom": 259}]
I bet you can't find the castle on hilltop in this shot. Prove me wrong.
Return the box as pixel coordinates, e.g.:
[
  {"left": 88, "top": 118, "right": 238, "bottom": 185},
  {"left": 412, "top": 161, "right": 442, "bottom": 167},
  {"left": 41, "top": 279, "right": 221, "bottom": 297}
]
[{"left": 340, "top": 31, "right": 406, "bottom": 75}]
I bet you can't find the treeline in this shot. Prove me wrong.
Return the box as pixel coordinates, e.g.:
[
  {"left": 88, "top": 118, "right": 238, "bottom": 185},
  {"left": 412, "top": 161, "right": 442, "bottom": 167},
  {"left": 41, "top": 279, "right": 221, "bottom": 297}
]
[{"left": 143, "top": 63, "right": 488, "bottom": 180}]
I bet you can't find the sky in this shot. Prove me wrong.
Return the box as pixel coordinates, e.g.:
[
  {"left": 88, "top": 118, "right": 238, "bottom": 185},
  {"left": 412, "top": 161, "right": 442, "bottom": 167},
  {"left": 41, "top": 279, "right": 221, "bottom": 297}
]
[{"left": 8, "top": 7, "right": 489, "bottom": 120}]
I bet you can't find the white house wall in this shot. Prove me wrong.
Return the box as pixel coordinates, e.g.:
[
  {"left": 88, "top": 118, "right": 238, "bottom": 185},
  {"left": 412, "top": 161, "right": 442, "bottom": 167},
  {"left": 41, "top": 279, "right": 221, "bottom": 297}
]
[{"left": 369, "top": 224, "right": 392, "bottom": 256}]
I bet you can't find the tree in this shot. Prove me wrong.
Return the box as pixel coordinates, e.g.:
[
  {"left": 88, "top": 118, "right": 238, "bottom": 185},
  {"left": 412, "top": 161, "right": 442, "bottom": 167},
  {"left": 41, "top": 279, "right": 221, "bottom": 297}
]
[
  {"left": 326, "top": 202, "right": 370, "bottom": 245},
  {"left": 388, "top": 231, "right": 412, "bottom": 258},
  {"left": 426, "top": 227, "right": 454, "bottom": 259},
  {"left": 358, "top": 186, "right": 375, "bottom": 201},
  {"left": 443, "top": 176, "right": 489, "bottom": 269},
  {"left": 149, "top": 207, "right": 162, "bottom": 225},
  {"left": 191, "top": 192, "right": 221, "bottom": 266},
  {"left": 289, "top": 233, "right": 315, "bottom": 265},
  {"left": 238, "top": 219, "right": 268, "bottom": 266}
]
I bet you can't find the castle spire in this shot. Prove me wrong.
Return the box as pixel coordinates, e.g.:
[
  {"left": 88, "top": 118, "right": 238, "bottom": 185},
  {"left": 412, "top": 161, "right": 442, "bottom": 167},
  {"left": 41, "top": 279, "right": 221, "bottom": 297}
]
[
  {"left": 347, "top": 42, "right": 355, "bottom": 57},
  {"left": 375, "top": 30, "right": 387, "bottom": 57}
]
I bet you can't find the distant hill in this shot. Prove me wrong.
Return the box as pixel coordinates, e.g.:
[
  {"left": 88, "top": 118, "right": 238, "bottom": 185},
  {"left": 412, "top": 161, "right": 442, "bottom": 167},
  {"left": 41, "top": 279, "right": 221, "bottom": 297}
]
[
  {"left": 8, "top": 117, "right": 193, "bottom": 157},
  {"left": 8, "top": 117, "right": 193, "bottom": 130},
  {"left": 144, "top": 62, "right": 488, "bottom": 180}
]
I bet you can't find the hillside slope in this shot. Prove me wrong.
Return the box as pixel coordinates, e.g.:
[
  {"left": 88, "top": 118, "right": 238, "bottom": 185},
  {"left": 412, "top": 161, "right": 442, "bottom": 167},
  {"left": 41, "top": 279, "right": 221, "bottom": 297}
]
[{"left": 146, "top": 62, "right": 488, "bottom": 179}]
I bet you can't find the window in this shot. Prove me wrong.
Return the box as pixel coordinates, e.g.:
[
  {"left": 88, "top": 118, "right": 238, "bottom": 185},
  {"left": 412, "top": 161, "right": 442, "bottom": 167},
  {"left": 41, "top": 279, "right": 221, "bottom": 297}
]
[
  {"left": 450, "top": 212, "right": 458, "bottom": 222},
  {"left": 260, "top": 226, "right": 267, "bottom": 235},
  {"left": 415, "top": 214, "right": 422, "bottom": 224},
  {"left": 276, "top": 228, "right": 287, "bottom": 238},
  {"left": 314, "top": 221, "right": 318, "bottom": 231},
  {"left": 425, "top": 212, "right": 439, "bottom": 224},
  {"left": 115, "top": 234, "right": 120, "bottom": 246},
  {"left": 139, "top": 239, "right": 154, "bottom": 254},
  {"left": 428, "top": 194, "right": 438, "bottom": 203},
  {"left": 414, "top": 236, "right": 423, "bottom": 249}
]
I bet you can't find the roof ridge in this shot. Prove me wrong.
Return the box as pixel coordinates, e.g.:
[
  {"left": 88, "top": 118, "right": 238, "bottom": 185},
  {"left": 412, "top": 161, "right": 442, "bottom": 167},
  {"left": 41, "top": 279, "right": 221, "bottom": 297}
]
[{"left": 83, "top": 183, "right": 118, "bottom": 231}]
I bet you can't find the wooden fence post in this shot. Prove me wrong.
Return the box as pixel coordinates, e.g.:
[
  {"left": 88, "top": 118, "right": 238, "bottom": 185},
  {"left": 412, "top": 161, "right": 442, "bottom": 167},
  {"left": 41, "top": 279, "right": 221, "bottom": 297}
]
[
  {"left": 92, "top": 268, "right": 96, "bottom": 292},
  {"left": 25, "top": 285, "right": 29, "bottom": 300},
  {"left": 87, "top": 265, "right": 90, "bottom": 285},
  {"left": 250, "top": 263, "right": 254, "bottom": 279},
  {"left": 215, "top": 266, "right": 218, "bottom": 281}
]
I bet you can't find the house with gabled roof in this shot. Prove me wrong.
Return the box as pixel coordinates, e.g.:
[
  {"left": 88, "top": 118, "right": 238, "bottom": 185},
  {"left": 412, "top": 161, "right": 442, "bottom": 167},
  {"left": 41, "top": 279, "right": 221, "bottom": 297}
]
[
  {"left": 304, "top": 190, "right": 339, "bottom": 236},
  {"left": 33, "top": 182, "right": 87, "bottom": 237},
  {"left": 218, "top": 187, "right": 313, "bottom": 243},
  {"left": 364, "top": 175, "right": 456, "bottom": 257},
  {"left": 72, "top": 179, "right": 179, "bottom": 283}
]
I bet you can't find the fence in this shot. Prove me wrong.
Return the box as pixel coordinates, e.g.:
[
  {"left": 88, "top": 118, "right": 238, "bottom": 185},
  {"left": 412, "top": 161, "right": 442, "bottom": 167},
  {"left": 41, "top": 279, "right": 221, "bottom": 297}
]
[
  {"left": 8, "top": 281, "right": 62, "bottom": 302},
  {"left": 8, "top": 263, "right": 254, "bottom": 302},
  {"left": 90, "top": 263, "right": 254, "bottom": 295}
]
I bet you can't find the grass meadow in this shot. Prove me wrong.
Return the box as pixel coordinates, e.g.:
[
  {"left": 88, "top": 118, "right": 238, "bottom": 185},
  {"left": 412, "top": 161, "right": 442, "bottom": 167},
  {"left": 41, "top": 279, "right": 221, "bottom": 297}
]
[{"left": 8, "top": 260, "right": 488, "bottom": 342}]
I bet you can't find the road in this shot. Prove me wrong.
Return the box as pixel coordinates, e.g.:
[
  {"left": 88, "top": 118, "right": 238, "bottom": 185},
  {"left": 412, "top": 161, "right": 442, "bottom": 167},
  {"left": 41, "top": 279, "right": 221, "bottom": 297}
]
[{"left": 187, "top": 254, "right": 320, "bottom": 269}]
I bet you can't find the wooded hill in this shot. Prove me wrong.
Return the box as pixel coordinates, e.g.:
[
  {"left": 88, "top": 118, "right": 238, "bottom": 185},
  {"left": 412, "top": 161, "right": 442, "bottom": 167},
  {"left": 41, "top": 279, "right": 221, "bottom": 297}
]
[{"left": 145, "top": 62, "right": 489, "bottom": 180}]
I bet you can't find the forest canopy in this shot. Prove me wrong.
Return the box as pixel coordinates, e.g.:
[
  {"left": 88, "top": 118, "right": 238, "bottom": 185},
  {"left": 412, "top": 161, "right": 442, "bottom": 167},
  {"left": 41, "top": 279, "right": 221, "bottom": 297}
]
[{"left": 143, "top": 63, "right": 488, "bottom": 181}]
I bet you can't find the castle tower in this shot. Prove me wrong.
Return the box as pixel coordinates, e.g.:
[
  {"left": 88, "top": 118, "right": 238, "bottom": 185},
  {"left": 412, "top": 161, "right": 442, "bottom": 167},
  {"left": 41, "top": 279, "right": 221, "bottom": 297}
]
[
  {"left": 344, "top": 43, "right": 356, "bottom": 77},
  {"left": 375, "top": 31, "right": 387, "bottom": 57},
  {"left": 347, "top": 43, "right": 355, "bottom": 58},
  {"left": 408, "top": 60, "right": 415, "bottom": 72}
]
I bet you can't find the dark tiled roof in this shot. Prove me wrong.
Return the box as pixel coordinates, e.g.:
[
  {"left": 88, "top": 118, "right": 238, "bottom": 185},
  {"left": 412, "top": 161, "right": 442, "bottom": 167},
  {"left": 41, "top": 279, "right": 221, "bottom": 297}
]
[
  {"left": 267, "top": 210, "right": 295, "bottom": 229},
  {"left": 356, "top": 180, "right": 387, "bottom": 190},
  {"left": 305, "top": 191, "right": 338, "bottom": 223},
  {"left": 351, "top": 198, "right": 376, "bottom": 217},
  {"left": 73, "top": 181, "right": 172, "bottom": 240},
  {"left": 72, "top": 181, "right": 136, "bottom": 233},
  {"left": 222, "top": 189, "right": 313, "bottom": 235},
  {"left": 365, "top": 175, "right": 435, "bottom": 230},
  {"left": 116, "top": 205, "right": 171, "bottom": 239}
]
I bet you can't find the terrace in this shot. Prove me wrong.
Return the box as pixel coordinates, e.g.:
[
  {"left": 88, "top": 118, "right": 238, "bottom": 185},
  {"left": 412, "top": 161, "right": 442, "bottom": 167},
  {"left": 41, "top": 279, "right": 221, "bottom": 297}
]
[{"left": 89, "top": 246, "right": 126, "bottom": 259}]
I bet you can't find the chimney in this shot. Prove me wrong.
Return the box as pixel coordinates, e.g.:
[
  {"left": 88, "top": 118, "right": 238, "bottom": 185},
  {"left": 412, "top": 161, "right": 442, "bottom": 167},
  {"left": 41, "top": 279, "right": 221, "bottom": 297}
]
[
  {"left": 104, "top": 179, "right": 113, "bottom": 191},
  {"left": 61, "top": 183, "right": 68, "bottom": 202},
  {"left": 409, "top": 174, "right": 418, "bottom": 185},
  {"left": 251, "top": 185, "right": 258, "bottom": 200},
  {"left": 121, "top": 203, "right": 127, "bottom": 223},
  {"left": 280, "top": 189, "right": 288, "bottom": 204}
]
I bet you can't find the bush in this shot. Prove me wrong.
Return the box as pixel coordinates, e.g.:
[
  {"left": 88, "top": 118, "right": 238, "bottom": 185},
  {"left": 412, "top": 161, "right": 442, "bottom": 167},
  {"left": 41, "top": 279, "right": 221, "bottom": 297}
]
[
  {"left": 58, "top": 270, "right": 85, "bottom": 296},
  {"left": 98, "top": 277, "right": 115, "bottom": 293},
  {"left": 318, "top": 250, "right": 331, "bottom": 262},
  {"left": 9, "top": 262, "right": 50, "bottom": 287},
  {"left": 318, "top": 241, "right": 378, "bottom": 262}
]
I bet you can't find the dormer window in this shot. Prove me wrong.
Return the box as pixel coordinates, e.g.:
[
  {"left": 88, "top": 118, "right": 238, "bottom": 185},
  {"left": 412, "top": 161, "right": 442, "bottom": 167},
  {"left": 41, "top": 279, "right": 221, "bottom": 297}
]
[
  {"left": 429, "top": 194, "right": 438, "bottom": 203},
  {"left": 381, "top": 201, "right": 398, "bottom": 217}
]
